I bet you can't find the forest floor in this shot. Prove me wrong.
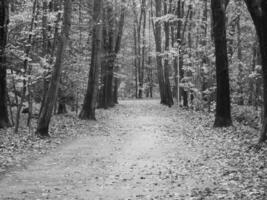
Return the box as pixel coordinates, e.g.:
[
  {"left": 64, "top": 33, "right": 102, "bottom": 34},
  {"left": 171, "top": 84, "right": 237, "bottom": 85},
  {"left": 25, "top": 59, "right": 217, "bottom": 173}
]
[{"left": 0, "top": 100, "right": 267, "bottom": 200}]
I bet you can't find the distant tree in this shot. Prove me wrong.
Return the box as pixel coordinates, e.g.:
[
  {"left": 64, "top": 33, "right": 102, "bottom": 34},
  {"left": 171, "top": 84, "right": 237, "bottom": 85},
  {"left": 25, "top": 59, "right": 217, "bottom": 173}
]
[
  {"left": 79, "top": 0, "right": 103, "bottom": 119},
  {"left": 163, "top": 0, "right": 173, "bottom": 107},
  {"left": 98, "top": 0, "right": 125, "bottom": 109},
  {"left": 14, "top": 0, "right": 38, "bottom": 133},
  {"left": 211, "top": 0, "right": 232, "bottom": 127},
  {"left": 133, "top": 0, "right": 146, "bottom": 99},
  {"left": 154, "top": 0, "right": 165, "bottom": 104},
  {"left": 36, "top": 0, "right": 72, "bottom": 137},
  {"left": 154, "top": 0, "right": 173, "bottom": 107},
  {"left": 0, "top": 0, "right": 10, "bottom": 128},
  {"left": 244, "top": 0, "right": 267, "bottom": 143}
]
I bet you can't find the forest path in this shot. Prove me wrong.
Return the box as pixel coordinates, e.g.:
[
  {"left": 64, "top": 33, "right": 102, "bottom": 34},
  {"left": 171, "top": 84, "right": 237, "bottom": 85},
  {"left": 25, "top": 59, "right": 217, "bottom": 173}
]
[{"left": 0, "top": 100, "right": 232, "bottom": 199}]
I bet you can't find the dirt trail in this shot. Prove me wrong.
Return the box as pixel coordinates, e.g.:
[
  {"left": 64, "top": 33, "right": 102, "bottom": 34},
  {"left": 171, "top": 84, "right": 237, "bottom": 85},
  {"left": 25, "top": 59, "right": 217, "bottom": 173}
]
[{"left": 0, "top": 100, "right": 223, "bottom": 199}]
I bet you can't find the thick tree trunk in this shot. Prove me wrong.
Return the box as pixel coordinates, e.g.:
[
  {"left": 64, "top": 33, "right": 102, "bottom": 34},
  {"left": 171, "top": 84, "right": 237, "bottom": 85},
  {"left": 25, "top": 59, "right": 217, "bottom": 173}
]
[
  {"left": 244, "top": 0, "right": 267, "bottom": 143},
  {"left": 79, "top": 0, "right": 103, "bottom": 119},
  {"left": 98, "top": 1, "right": 125, "bottom": 108},
  {"left": 211, "top": 0, "right": 232, "bottom": 127},
  {"left": 0, "top": 0, "right": 10, "bottom": 128},
  {"left": 163, "top": 0, "right": 174, "bottom": 107},
  {"left": 154, "top": 0, "right": 165, "bottom": 103},
  {"left": 36, "top": 0, "right": 72, "bottom": 137}
]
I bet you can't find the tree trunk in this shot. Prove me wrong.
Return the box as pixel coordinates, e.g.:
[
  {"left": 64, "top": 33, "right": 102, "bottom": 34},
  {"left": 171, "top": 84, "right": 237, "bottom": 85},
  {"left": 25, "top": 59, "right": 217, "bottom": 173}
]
[
  {"left": 211, "top": 0, "right": 232, "bottom": 127},
  {"left": 163, "top": 0, "right": 174, "bottom": 107},
  {"left": 14, "top": 0, "right": 37, "bottom": 133},
  {"left": 236, "top": 12, "right": 244, "bottom": 105},
  {"left": 200, "top": 0, "right": 208, "bottom": 96},
  {"left": 244, "top": 0, "right": 267, "bottom": 143},
  {"left": 176, "top": 0, "right": 187, "bottom": 107},
  {"left": 113, "top": 77, "right": 119, "bottom": 104},
  {"left": 173, "top": 0, "right": 182, "bottom": 104},
  {"left": 42, "top": 0, "right": 48, "bottom": 56},
  {"left": 154, "top": 0, "right": 165, "bottom": 103},
  {"left": 79, "top": 0, "right": 103, "bottom": 120},
  {"left": 0, "top": 0, "right": 10, "bottom": 128},
  {"left": 134, "top": 24, "right": 138, "bottom": 98},
  {"left": 106, "top": 61, "right": 115, "bottom": 107},
  {"left": 140, "top": 0, "right": 146, "bottom": 99},
  {"left": 98, "top": 1, "right": 125, "bottom": 108},
  {"left": 36, "top": 0, "right": 72, "bottom": 137},
  {"left": 57, "top": 87, "right": 68, "bottom": 114},
  {"left": 57, "top": 102, "right": 67, "bottom": 114}
]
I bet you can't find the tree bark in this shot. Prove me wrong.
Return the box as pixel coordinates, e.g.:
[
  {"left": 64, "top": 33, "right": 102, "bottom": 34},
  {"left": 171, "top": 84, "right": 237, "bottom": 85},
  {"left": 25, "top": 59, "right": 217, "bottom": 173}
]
[
  {"left": 57, "top": 87, "right": 68, "bottom": 114},
  {"left": 57, "top": 102, "right": 67, "bottom": 114},
  {"left": 98, "top": 1, "right": 125, "bottom": 108},
  {"left": 14, "top": 0, "right": 37, "bottom": 133},
  {"left": 236, "top": 11, "right": 244, "bottom": 105},
  {"left": 134, "top": 24, "right": 138, "bottom": 98},
  {"left": 113, "top": 77, "right": 119, "bottom": 104},
  {"left": 139, "top": 0, "right": 146, "bottom": 99},
  {"left": 0, "top": 0, "right": 10, "bottom": 128},
  {"left": 79, "top": 0, "right": 103, "bottom": 119},
  {"left": 163, "top": 0, "right": 174, "bottom": 107},
  {"left": 36, "top": 0, "right": 72, "bottom": 137},
  {"left": 244, "top": 0, "right": 267, "bottom": 143},
  {"left": 211, "top": 0, "right": 232, "bottom": 127},
  {"left": 154, "top": 0, "right": 165, "bottom": 103}
]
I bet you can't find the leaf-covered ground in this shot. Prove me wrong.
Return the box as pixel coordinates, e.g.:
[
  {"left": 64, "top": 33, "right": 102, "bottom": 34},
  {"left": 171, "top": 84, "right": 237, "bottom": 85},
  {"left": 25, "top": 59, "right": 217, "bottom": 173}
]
[{"left": 0, "top": 100, "right": 267, "bottom": 200}]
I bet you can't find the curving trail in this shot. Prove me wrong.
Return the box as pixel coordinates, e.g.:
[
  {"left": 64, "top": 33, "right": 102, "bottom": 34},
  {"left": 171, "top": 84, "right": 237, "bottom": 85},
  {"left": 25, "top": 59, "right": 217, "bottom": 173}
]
[{"left": 0, "top": 100, "right": 243, "bottom": 199}]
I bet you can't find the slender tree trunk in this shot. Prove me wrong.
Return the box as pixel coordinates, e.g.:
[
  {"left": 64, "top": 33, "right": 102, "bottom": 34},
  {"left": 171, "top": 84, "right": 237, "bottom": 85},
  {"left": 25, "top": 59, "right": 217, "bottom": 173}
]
[
  {"left": 36, "top": 0, "right": 72, "bottom": 137},
  {"left": 200, "top": 0, "right": 208, "bottom": 99},
  {"left": 134, "top": 24, "right": 138, "bottom": 98},
  {"left": 57, "top": 102, "right": 67, "bottom": 114},
  {"left": 148, "top": 5, "right": 154, "bottom": 98},
  {"left": 14, "top": 0, "right": 37, "bottom": 133},
  {"left": 176, "top": 0, "right": 187, "bottom": 107},
  {"left": 57, "top": 87, "right": 67, "bottom": 114},
  {"left": 133, "top": 0, "right": 145, "bottom": 99},
  {"left": 0, "top": 0, "right": 10, "bottom": 128},
  {"left": 42, "top": 0, "right": 48, "bottom": 56},
  {"left": 79, "top": 0, "right": 102, "bottom": 120},
  {"left": 39, "top": 8, "right": 61, "bottom": 119},
  {"left": 171, "top": 5, "right": 178, "bottom": 101},
  {"left": 140, "top": 0, "right": 146, "bottom": 99},
  {"left": 244, "top": 0, "right": 267, "bottom": 143},
  {"left": 211, "top": 0, "right": 232, "bottom": 127},
  {"left": 113, "top": 77, "right": 119, "bottom": 104},
  {"left": 106, "top": 59, "right": 115, "bottom": 107},
  {"left": 249, "top": 39, "right": 257, "bottom": 107},
  {"left": 163, "top": 0, "right": 173, "bottom": 107}
]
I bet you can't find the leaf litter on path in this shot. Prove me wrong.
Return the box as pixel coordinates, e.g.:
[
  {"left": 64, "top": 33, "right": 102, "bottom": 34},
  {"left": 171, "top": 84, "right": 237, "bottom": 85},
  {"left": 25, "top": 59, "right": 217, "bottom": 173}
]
[{"left": 0, "top": 99, "right": 267, "bottom": 200}]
